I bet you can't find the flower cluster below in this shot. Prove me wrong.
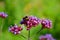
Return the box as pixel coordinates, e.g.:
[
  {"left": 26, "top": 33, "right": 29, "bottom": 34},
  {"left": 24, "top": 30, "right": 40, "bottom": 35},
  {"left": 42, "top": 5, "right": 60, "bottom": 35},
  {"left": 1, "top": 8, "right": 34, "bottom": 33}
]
[{"left": 39, "top": 34, "right": 55, "bottom": 40}]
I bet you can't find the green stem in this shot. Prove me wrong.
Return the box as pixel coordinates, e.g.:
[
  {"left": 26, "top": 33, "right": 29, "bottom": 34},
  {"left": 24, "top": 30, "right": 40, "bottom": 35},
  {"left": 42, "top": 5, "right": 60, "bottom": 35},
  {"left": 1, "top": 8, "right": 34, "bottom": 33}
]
[
  {"left": 31, "top": 27, "right": 43, "bottom": 39},
  {"left": 20, "top": 34, "right": 27, "bottom": 39},
  {"left": 1, "top": 19, "right": 4, "bottom": 32},
  {"left": 36, "top": 27, "right": 43, "bottom": 34},
  {"left": 28, "top": 30, "right": 30, "bottom": 40}
]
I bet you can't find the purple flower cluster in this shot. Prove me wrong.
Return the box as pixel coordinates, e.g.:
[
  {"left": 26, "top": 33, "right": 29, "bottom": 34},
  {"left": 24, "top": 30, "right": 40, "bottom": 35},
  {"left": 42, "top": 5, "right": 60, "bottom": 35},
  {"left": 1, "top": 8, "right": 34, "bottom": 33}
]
[
  {"left": 0, "top": 12, "right": 8, "bottom": 18},
  {"left": 20, "top": 16, "right": 41, "bottom": 30},
  {"left": 39, "top": 34, "right": 55, "bottom": 40},
  {"left": 20, "top": 16, "right": 52, "bottom": 30},
  {"left": 41, "top": 19, "right": 52, "bottom": 29},
  {"left": 0, "top": 12, "right": 55, "bottom": 40},
  {"left": 9, "top": 24, "right": 23, "bottom": 35}
]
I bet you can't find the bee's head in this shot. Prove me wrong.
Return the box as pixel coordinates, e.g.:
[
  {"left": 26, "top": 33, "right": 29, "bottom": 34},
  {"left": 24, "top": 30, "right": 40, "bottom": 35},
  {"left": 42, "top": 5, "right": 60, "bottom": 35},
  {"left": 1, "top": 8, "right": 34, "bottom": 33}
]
[{"left": 23, "top": 16, "right": 29, "bottom": 21}]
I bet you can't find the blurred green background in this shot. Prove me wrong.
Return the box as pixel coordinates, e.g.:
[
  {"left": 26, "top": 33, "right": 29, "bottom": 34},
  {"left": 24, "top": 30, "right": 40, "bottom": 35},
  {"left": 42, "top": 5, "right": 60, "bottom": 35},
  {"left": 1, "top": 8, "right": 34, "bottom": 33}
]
[{"left": 0, "top": 0, "right": 60, "bottom": 40}]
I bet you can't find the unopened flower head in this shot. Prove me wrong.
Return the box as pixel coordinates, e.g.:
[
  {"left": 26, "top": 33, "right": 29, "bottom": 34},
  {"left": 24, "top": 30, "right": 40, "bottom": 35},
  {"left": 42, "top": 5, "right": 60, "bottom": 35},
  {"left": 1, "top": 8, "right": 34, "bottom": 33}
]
[{"left": 9, "top": 24, "right": 23, "bottom": 35}]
